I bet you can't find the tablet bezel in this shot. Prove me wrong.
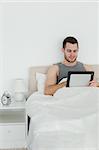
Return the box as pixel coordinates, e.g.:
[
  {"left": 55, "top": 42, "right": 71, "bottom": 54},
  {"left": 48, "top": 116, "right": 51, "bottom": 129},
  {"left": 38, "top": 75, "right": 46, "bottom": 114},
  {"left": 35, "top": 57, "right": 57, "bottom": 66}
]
[{"left": 66, "top": 71, "right": 94, "bottom": 87}]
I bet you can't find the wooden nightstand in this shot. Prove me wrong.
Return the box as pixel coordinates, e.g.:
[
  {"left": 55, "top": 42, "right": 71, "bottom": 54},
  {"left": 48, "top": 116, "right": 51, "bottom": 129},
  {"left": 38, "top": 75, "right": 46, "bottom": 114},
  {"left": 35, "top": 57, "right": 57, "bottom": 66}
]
[{"left": 0, "top": 100, "right": 27, "bottom": 149}]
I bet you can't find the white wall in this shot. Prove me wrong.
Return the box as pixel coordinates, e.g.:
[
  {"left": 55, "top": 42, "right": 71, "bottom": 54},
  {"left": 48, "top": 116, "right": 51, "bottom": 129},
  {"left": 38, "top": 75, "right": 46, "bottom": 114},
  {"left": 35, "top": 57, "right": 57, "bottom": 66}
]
[
  {"left": 0, "top": 2, "right": 98, "bottom": 95},
  {"left": 97, "top": 2, "right": 99, "bottom": 64},
  {"left": 0, "top": 4, "right": 4, "bottom": 95}
]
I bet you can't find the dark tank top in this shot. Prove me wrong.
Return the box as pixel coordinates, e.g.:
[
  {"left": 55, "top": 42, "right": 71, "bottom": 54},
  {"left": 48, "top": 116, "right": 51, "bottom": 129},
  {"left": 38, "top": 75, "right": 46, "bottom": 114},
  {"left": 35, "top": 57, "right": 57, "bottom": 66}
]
[{"left": 56, "top": 61, "right": 86, "bottom": 83}]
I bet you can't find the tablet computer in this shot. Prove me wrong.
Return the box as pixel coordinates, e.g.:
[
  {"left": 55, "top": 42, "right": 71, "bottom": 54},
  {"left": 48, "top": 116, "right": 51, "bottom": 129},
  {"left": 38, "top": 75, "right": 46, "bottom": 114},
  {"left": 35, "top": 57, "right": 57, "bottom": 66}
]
[{"left": 66, "top": 71, "right": 94, "bottom": 87}]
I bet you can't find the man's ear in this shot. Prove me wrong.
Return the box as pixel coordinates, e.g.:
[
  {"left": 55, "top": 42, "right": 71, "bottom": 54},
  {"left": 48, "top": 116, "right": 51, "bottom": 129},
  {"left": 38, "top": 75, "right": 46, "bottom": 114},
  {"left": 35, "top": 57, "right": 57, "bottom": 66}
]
[{"left": 61, "top": 48, "right": 64, "bottom": 52}]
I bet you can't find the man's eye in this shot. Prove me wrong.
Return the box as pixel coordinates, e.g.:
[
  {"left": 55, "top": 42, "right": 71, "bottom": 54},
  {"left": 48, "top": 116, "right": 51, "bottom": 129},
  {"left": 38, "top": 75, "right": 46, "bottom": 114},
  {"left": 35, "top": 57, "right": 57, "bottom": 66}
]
[
  {"left": 73, "top": 50, "right": 77, "bottom": 53},
  {"left": 67, "top": 50, "right": 71, "bottom": 53}
]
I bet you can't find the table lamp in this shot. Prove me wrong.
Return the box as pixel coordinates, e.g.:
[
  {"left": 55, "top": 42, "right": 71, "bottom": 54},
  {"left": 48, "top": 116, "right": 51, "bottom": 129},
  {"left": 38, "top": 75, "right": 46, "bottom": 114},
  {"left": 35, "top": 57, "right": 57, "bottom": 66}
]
[{"left": 14, "top": 79, "right": 26, "bottom": 102}]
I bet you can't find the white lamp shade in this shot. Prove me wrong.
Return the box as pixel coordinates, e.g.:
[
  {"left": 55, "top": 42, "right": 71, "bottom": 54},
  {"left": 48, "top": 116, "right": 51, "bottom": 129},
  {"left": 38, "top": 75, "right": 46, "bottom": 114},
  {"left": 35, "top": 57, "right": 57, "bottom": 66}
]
[
  {"left": 14, "top": 79, "right": 26, "bottom": 93},
  {"left": 15, "top": 93, "right": 25, "bottom": 101}
]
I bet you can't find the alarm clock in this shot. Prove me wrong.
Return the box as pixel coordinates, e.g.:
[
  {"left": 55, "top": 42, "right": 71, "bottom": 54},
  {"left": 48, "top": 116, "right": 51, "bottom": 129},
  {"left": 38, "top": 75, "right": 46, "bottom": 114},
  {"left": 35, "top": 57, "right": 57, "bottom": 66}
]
[{"left": 1, "top": 91, "right": 11, "bottom": 106}]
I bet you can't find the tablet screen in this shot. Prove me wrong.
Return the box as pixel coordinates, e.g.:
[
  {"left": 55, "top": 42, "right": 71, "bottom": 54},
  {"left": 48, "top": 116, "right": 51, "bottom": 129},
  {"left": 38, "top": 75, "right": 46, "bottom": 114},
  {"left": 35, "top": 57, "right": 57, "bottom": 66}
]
[{"left": 66, "top": 71, "right": 94, "bottom": 87}]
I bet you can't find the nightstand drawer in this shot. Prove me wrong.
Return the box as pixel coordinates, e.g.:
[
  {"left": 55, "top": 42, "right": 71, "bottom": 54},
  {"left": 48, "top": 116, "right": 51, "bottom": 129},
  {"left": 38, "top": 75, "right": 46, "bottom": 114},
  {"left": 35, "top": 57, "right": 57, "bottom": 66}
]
[{"left": 0, "top": 124, "right": 25, "bottom": 141}]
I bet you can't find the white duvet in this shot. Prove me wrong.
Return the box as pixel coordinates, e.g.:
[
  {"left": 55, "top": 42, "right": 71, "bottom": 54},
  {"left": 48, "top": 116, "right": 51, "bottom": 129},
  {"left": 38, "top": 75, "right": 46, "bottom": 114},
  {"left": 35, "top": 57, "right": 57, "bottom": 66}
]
[{"left": 26, "top": 87, "right": 99, "bottom": 150}]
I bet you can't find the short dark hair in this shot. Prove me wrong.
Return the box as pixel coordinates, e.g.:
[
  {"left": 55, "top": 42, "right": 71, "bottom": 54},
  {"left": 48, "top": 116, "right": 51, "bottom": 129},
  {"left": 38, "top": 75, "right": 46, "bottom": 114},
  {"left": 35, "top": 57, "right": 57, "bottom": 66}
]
[{"left": 63, "top": 36, "right": 78, "bottom": 49}]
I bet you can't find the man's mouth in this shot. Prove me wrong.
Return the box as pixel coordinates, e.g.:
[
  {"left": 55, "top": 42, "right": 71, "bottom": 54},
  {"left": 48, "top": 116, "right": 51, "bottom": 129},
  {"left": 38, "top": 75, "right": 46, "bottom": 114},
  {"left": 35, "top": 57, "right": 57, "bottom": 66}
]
[{"left": 69, "top": 57, "right": 75, "bottom": 60}]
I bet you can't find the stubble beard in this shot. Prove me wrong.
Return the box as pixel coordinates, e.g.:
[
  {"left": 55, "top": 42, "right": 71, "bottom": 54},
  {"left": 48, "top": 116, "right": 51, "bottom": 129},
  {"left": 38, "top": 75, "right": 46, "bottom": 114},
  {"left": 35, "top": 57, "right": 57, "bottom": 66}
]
[{"left": 65, "top": 55, "right": 77, "bottom": 63}]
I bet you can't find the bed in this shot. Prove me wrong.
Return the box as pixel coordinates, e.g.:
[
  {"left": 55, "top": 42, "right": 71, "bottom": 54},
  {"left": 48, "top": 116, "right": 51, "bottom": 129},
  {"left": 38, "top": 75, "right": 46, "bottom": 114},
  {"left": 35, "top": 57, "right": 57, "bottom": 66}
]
[{"left": 26, "top": 64, "right": 99, "bottom": 150}]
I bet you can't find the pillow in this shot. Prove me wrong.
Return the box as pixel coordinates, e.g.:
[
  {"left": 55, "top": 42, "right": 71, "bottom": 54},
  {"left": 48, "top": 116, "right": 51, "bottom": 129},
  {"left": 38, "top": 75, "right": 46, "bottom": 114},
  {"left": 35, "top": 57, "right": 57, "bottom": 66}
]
[
  {"left": 36, "top": 72, "right": 46, "bottom": 94},
  {"left": 36, "top": 73, "right": 67, "bottom": 94}
]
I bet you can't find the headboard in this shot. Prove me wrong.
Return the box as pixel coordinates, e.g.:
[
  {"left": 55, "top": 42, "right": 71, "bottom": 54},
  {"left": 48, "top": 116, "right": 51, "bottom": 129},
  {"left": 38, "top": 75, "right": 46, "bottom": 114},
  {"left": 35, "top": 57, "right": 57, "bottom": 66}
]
[
  {"left": 28, "top": 64, "right": 99, "bottom": 96},
  {"left": 28, "top": 66, "right": 50, "bottom": 95}
]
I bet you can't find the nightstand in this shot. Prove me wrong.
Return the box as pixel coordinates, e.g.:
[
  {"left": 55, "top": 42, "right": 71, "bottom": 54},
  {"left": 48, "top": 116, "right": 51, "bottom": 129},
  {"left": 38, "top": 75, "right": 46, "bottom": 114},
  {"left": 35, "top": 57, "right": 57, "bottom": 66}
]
[{"left": 0, "top": 100, "right": 27, "bottom": 149}]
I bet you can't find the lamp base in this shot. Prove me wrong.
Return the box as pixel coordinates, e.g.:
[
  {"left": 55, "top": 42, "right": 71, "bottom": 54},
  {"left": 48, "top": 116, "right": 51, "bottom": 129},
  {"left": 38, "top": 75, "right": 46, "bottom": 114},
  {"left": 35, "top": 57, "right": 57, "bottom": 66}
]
[{"left": 14, "top": 93, "right": 25, "bottom": 102}]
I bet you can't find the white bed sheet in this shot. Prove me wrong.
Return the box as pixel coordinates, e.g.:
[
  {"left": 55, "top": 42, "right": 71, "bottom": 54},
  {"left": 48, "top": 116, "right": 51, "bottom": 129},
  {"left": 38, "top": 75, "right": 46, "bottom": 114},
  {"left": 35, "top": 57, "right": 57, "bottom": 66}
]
[{"left": 26, "top": 87, "right": 99, "bottom": 150}]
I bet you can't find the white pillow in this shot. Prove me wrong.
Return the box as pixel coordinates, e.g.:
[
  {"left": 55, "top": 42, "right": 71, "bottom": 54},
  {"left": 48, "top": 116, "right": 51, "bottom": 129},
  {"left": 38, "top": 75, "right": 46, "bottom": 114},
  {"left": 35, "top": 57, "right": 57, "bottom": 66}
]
[
  {"left": 36, "top": 73, "right": 67, "bottom": 94},
  {"left": 36, "top": 72, "right": 46, "bottom": 94}
]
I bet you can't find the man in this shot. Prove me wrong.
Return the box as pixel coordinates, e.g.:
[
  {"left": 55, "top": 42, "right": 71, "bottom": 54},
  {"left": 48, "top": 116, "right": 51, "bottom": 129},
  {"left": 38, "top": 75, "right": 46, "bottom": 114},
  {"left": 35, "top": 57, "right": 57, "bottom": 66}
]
[{"left": 44, "top": 36, "right": 98, "bottom": 95}]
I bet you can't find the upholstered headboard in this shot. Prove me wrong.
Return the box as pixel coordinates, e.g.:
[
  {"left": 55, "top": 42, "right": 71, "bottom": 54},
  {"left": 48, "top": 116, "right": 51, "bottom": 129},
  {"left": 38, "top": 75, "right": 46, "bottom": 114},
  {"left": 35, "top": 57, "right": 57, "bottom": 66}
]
[
  {"left": 28, "top": 64, "right": 99, "bottom": 96},
  {"left": 28, "top": 66, "right": 50, "bottom": 95}
]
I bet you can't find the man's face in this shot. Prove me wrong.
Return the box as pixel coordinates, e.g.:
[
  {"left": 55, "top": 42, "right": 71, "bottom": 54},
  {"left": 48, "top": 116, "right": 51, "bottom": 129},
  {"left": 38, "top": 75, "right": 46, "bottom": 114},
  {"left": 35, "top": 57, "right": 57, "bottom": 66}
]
[{"left": 64, "top": 42, "right": 78, "bottom": 63}]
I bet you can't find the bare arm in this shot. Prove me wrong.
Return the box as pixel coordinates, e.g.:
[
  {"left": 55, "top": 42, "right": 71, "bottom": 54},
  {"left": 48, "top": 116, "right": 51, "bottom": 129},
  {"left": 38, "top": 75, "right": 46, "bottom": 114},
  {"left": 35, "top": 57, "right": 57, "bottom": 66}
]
[
  {"left": 84, "top": 64, "right": 99, "bottom": 87},
  {"left": 84, "top": 64, "right": 93, "bottom": 72},
  {"left": 44, "top": 65, "right": 66, "bottom": 96}
]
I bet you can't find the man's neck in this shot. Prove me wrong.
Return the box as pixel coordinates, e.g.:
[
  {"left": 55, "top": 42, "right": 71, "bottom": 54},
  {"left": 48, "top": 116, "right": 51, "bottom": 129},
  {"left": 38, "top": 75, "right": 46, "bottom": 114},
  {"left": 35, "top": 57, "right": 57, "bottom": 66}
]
[{"left": 62, "top": 59, "right": 77, "bottom": 67}]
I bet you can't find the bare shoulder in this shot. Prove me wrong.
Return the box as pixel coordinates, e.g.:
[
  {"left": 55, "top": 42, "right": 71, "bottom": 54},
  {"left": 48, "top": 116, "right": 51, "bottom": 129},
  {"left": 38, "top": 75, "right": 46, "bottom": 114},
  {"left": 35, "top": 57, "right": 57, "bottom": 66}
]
[
  {"left": 84, "top": 64, "right": 93, "bottom": 71},
  {"left": 47, "top": 65, "right": 59, "bottom": 76},
  {"left": 45, "top": 65, "right": 59, "bottom": 86}
]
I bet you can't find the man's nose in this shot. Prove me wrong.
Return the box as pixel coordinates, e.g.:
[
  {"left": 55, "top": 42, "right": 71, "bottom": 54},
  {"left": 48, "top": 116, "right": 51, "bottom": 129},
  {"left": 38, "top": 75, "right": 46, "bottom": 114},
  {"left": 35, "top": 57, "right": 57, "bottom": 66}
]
[{"left": 70, "top": 51, "right": 75, "bottom": 55}]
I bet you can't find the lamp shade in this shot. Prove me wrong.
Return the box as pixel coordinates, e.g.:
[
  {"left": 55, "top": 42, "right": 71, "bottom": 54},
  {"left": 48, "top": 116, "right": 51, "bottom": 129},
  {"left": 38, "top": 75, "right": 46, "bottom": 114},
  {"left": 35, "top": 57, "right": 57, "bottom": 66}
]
[{"left": 14, "top": 78, "right": 26, "bottom": 93}]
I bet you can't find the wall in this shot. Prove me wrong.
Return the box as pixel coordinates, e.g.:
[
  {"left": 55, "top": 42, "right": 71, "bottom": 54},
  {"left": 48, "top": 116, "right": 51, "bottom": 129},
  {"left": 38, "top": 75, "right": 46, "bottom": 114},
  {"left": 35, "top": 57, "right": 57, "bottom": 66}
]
[
  {"left": 97, "top": 2, "right": 99, "bottom": 64},
  {"left": 0, "top": 1, "right": 98, "bottom": 95},
  {"left": 0, "top": 4, "right": 4, "bottom": 95}
]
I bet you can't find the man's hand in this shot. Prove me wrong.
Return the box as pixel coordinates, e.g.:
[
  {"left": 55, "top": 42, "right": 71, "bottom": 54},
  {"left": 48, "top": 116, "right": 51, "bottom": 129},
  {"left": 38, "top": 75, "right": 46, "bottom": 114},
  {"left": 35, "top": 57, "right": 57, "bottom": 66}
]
[
  {"left": 61, "top": 81, "right": 67, "bottom": 87},
  {"left": 44, "top": 81, "right": 67, "bottom": 96},
  {"left": 89, "top": 79, "right": 97, "bottom": 87}
]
